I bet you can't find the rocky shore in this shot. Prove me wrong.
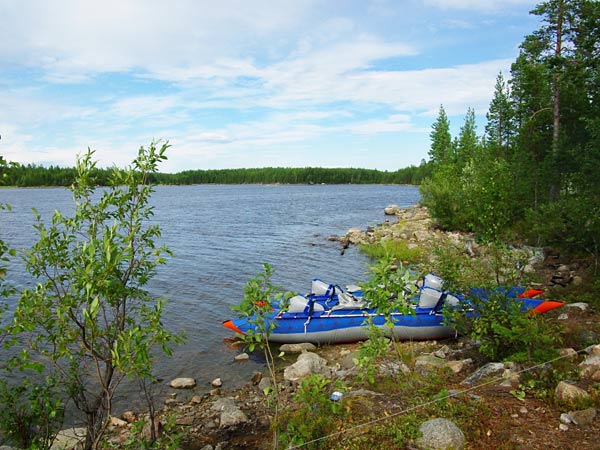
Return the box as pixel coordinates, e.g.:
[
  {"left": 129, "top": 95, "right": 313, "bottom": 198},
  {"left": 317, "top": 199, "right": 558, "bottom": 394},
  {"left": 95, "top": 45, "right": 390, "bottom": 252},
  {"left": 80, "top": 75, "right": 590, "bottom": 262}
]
[{"left": 47, "top": 206, "right": 599, "bottom": 450}]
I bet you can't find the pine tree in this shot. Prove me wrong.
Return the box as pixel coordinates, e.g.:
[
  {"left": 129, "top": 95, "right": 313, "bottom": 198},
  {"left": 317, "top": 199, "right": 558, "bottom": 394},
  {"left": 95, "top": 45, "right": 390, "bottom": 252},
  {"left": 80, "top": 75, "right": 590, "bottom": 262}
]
[
  {"left": 428, "top": 105, "right": 453, "bottom": 166},
  {"left": 485, "top": 72, "right": 514, "bottom": 160}
]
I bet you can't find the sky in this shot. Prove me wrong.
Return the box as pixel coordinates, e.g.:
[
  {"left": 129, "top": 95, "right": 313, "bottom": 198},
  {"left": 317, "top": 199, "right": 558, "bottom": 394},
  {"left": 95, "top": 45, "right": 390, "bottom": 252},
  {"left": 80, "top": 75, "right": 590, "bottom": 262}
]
[{"left": 0, "top": 0, "right": 540, "bottom": 173}]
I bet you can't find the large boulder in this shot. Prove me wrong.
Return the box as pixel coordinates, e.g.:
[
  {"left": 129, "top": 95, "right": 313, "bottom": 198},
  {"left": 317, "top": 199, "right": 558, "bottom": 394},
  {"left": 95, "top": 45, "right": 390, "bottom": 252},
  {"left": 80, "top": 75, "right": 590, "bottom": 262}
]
[
  {"left": 568, "top": 407, "right": 597, "bottom": 426},
  {"left": 461, "top": 362, "right": 504, "bottom": 385},
  {"left": 384, "top": 204, "right": 402, "bottom": 215},
  {"left": 51, "top": 428, "right": 87, "bottom": 450},
  {"left": 211, "top": 398, "right": 248, "bottom": 428},
  {"left": 344, "top": 228, "right": 369, "bottom": 245},
  {"left": 555, "top": 381, "right": 590, "bottom": 403},
  {"left": 284, "top": 351, "right": 330, "bottom": 382},
  {"left": 169, "top": 377, "right": 196, "bottom": 389},
  {"left": 580, "top": 353, "right": 600, "bottom": 380},
  {"left": 416, "top": 418, "right": 465, "bottom": 449},
  {"left": 280, "top": 343, "right": 317, "bottom": 353},
  {"left": 414, "top": 355, "right": 448, "bottom": 375}
]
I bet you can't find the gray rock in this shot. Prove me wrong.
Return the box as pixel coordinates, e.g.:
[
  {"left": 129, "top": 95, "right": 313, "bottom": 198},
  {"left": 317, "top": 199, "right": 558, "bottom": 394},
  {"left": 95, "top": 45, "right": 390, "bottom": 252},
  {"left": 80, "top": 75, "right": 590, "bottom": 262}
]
[
  {"left": 211, "top": 398, "right": 248, "bottom": 428},
  {"left": 169, "top": 377, "right": 196, "bottom": 389},
  {"left": 345, "top": 389, "right": 384, "bottom": 397},
  {"left": 345, "top": 228, "right": 368, "bottom": 245},
  {"left": 258, "top": 376, "right": 273, "bottom": 392},
  {"left": 51, "top": 428, "right": 87, "bottom": 450},
  {"left": 279, "top": 343, "right": 317, "bottom": 353},
  {"left": 384, "top": 204, "right": 402, "bottom": 215},
  {"left": 461, "top": 362, "right": 504, "bottom": 385},
  {"left": 555, "top": 381, "right": 590, "bottom": 402},
  {"left": 234, "top": 352, "right": 249, "bottom": 361},
  {"left": 341, "top": 350, "right": 359, "bottom": 369},
  {"left": 379, "top": 360, "right": 411, "bottom": 377},
  {"left": 416, "top": 418, "right": 465, "bottom": 450},
  {"left": 568, "top": 407, "right": 597, "bottom": 426},
  {"left": 211, "top": 378, "right": 222, "bottom": 388},
  {"left": 585, "top": 344, "right": 600, "bottom": 355},
  {"left": 283, "top": 351, "right": 330, "bottom": 382},
  {"left": 433, "top": 345, "right": 451, "bottom": 359},
  {"left": 565, "top": 302, "right": 589, "bottom": 311},
  {"left": 559, "top": 348, "right": 578, "bottom": 360},
  {"left": 560, "top": 412, "right": 572, "bottom": 424},
  {"left": 414, "top": 355, "right": 448, "bottom": 375}
]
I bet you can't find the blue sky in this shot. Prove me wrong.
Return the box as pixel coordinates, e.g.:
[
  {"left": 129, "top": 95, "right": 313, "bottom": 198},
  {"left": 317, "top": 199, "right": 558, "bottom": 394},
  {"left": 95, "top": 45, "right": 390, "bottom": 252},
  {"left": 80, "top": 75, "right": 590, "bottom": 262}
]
[{"left": 0, "top": 0, "right": 539, "bottom": 172}]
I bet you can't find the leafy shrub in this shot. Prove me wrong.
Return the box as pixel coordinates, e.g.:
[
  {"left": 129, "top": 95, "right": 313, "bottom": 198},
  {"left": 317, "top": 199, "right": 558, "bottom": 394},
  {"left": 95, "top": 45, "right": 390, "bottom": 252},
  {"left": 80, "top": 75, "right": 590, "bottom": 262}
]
[
  {"left": 445, "top": 291, "right": 561, "bottom": 362},
  {"left": 0, "top": 377, "right": 64, "bottom": 450},
  {"left": 279, "top": 374, "right": 347, "bottom": 449},
  {"left": 115, "top": 414, "right": 182, "bottom": 450}
]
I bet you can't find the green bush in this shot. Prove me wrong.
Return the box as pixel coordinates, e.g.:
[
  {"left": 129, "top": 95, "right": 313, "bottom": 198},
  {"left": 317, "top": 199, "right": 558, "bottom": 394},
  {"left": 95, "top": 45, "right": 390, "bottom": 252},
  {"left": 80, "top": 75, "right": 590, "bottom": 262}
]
[
  {"left": 0, "top": 377, "right": 64, "bottom": 450},
  {"left": 445, "top": 291, "right": 561, "bottom": 362},
  {"left": 279, "top": 374, "right": 347, "bottom": 449}
]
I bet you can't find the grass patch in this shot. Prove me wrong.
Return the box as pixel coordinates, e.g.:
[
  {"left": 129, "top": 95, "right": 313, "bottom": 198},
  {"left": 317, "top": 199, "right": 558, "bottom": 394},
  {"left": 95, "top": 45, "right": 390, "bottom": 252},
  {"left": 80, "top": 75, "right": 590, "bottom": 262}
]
[{"left": 359, "top": 239, "right": 423, "bottom": 264}]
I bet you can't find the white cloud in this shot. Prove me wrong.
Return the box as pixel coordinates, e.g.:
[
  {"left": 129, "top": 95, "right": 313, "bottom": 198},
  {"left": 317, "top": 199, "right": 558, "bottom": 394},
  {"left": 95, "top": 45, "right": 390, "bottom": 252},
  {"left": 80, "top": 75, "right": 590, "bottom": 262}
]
[
  {"left": 0, "top": 0, "right": 318, "bottom": 80},
  {"left": 423, "top": 0, "right": 535, "bottom": 12},
  {"left": 0, "top": 1, "right": 533, "bottom": 171}
]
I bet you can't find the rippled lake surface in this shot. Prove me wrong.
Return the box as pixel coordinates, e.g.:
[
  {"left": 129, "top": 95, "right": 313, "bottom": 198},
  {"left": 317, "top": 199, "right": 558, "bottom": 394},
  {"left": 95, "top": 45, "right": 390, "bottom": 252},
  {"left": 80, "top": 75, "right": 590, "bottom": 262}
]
[{"left": 0, "top": 184, "right": 419, "bottom": 408}]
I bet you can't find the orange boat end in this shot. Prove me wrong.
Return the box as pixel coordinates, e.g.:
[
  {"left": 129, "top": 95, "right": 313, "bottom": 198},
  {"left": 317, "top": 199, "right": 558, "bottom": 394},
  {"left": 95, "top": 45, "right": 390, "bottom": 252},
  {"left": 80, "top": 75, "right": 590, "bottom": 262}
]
[
  {"left": 518, "top": 289, "right": 546, "bottom": 299},
  {"left": 222, "top": 320, "right": 245, "bottom": 335},
  {"left": 532, "top": 301, "right": 564, "bottom": 314}
]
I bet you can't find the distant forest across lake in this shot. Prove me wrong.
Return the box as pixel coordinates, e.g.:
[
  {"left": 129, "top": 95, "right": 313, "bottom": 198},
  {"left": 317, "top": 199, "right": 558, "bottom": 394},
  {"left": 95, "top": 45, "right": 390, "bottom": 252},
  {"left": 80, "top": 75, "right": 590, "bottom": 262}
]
[{"left": 0, "top": 161, "right": 432, "bottom": 187}]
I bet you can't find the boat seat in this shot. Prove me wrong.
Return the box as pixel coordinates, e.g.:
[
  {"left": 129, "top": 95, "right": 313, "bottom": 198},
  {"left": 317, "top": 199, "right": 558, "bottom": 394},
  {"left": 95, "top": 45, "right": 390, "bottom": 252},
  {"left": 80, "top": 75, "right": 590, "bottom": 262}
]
[
  {"left": 287, "top": 295, "right": 325, "bottom": 314},
  {"left": 418, "top": 287, "right": 443, "bottom": 308},
  {"left": 330, "top": 291, "right": 366, "bottom": 310}
]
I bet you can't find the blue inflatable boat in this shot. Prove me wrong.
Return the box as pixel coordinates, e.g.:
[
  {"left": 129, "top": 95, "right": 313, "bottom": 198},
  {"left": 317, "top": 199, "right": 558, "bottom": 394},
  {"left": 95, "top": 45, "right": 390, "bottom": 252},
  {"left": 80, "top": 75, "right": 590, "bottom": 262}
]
[{"left": 223, "top": 275, "right": 563, "bottom": 344}]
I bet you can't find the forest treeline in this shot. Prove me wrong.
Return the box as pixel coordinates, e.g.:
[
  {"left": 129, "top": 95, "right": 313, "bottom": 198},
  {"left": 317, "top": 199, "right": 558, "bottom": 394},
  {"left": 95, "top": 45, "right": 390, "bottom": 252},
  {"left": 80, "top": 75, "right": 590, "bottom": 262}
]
[
  {"left": 421, "top": 0, "right": 600, "bottom": 261},
  {"left": 0, "top": 161, "right": 431, "bottom": 187}
]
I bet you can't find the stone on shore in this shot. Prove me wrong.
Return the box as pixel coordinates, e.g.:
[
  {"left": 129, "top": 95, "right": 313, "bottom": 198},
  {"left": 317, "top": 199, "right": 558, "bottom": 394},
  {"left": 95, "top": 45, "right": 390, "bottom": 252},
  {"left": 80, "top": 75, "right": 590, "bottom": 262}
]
[
  {"left": 51, "top": 428, "right": 87, "bottom": 450},
  {"left": 384, "top": 204, "right": 402, "bottom": 215},
  {"left": 211, "top": 398, "right": 248, "bottom": 428},
  {"left": 461, "top": 362, "right": 505, "bottom": 385},
  {"left": 280, "top": 343, "right": 317, "bottom": 353},
  {"left": 284, "top": 351, "right": 330, "bottom": 382},
  {"left": 567, "top": 407, "right": 597, "bottom": 426},
  {"left": 169, "top": 377, "right": 196, "bottom": 389},
  {"left": 416, "top": 418, "right": 465, "bottom": 449},
  {"left": 555, "top": 381, "right": 590, "bottom": 403}
]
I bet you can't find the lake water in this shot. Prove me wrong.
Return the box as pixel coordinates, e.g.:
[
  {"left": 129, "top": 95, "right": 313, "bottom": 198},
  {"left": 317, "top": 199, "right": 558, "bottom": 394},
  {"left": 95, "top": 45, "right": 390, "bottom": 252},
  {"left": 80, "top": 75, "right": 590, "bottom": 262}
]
[{"left": 0, "top": 184, "right": 419, "bottom": 409}]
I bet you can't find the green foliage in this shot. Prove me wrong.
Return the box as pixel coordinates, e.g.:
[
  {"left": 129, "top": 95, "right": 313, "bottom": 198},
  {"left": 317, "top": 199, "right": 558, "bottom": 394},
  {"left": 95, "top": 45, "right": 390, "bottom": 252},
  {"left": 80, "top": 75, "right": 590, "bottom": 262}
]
[
  {"left": 429, "top": 240, "right": 532, "bottom": 292},
  {"left": 4, "top": 142, "right": 183, "bottom": 450},
  {"left": 360, "top": 258, "right": 418, "bottom": 322},
  {"left": 231, "top": 263, "right": 285, "bottom": 353},
  {"left": 116, "top": 414, "right": 183, "bottom": 450},
  {"left": 354, "top": 259, "right": 419, "bottom": 384},
  {"left": 232, "top": 263, "right": 287, "bottom": 447},
  {"left": 355, "top": 328, "right": 390, "bottom": 385},
  {"left": 447, "top": 291, "right": 560, "bottom": 362},
  {"left": 523, "top": 196, "right": 600, "bottom": 263},
  {"left": 0, "top": 163, "right": 433, "bottom": 187},
  {"left": 431, "top": 240, "right": 559, "bottom": 362},
  {"left": 428, "top": 105, "right": 453, "bottom": 166},
  {"left": 420, "top": 165, "right": 469, "bottom": 231},
  {"left": 279, "top": 374, "right": 347, "bottom": 449},
  {"left": 421, "top": 1, "right": 600, "bottom": 259},
  {"left": 359, "top": 239, "right": 423, "bottom": 264},
  {"left": 0, "top": 377, "right": 64, "bottom": 450}
]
